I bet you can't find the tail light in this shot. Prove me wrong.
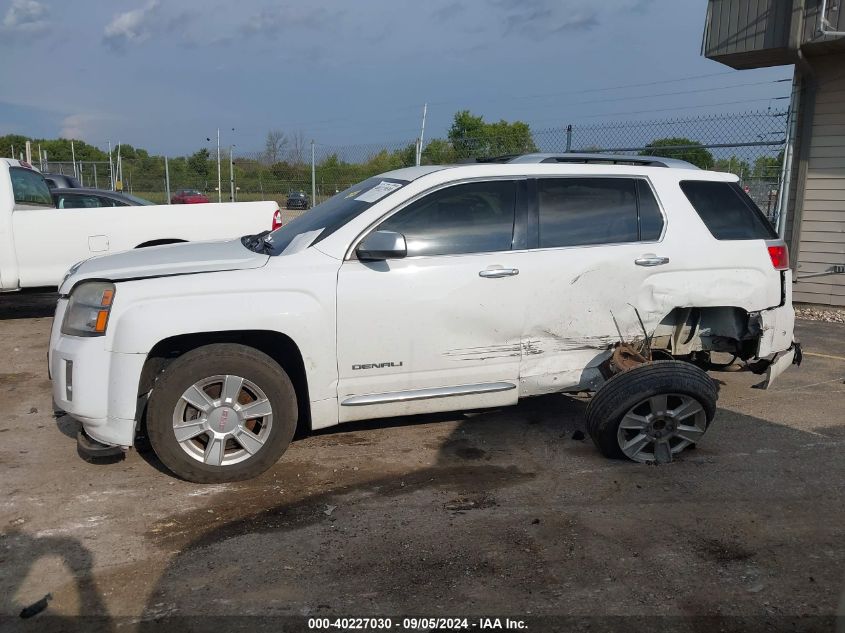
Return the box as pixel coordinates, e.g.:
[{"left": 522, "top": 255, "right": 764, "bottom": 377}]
[
  {"left": 272, "top": 209, "right": 283, "bottom": 230},
  {"left": 767, "top": 242, "right": 789, "bottom": 271}
]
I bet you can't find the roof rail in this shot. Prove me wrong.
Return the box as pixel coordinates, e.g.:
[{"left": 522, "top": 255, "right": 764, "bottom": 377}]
[{"left": 471, "top": 153, "right": 700, "bottom": 169}]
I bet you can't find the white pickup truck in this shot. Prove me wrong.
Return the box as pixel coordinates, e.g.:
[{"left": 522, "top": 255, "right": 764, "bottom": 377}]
[
  {"left": 49, "top": 154, "right": 800, "bottom": 483},
  {"left": 0, "top": 158, "right": 282, "bottom": 290}
]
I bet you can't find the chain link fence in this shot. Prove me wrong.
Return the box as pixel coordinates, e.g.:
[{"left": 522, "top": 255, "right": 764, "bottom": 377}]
[{"left": 38, "top": 109, "right": 787, "bottom": 222}]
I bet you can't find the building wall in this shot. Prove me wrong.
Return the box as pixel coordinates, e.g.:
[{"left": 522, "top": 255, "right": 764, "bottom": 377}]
[{"left": 792, "top": 54, "right": 845, "bottom": 306}]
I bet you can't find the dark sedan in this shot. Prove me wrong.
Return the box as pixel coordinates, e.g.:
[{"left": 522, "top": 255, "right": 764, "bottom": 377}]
[
  {"left": 52, "top": 188, "right": 155, "bottom": 208},
  {"left": 43, "top": 173, "right": 82, "bottom": 189},
  {"left": 286, "top": 191, "right": 309, "bottom": 210}
]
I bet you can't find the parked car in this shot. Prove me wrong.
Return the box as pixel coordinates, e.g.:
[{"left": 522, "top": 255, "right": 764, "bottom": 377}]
[
  {"left": 286, "top": 191, "right": 309, "bottom": 210},
  {"left": 52, "top": 188, "right": 154, "bottom": 208},
  {"left": 171, "top": 189, "right": 210, "bottom": 204},
  {"left": 49, "top": 154, "right": 799, "bottom": 483},
  {"left": 43, "top": 173, "right": 82, "bottom": 189},
  {"left": 0, "top": 158, "right": 282, "bottom": 289}
]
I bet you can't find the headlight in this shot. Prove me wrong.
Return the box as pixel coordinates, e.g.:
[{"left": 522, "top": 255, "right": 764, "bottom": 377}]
[{"left": 61, "top": 282, "right": 116, "bottom": 337}]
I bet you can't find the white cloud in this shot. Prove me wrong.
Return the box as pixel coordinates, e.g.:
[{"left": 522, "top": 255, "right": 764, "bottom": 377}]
[
  {"left": 60, "top": 114, "right": 95, "bottom": 140},
  {"left": 2, "top": 0, "right": 48, "bottom": 33},
  {"left": 103, "top": 0, "right": 160, "bottom": 50}
]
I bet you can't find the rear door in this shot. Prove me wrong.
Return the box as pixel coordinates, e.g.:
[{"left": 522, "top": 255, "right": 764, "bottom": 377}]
[{"left": 516, "top": 176, "right": 671, "bottom": 394}]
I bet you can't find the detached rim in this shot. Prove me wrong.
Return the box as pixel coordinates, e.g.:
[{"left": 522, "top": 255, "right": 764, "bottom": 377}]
[
  {"left": 172, "top": 374, "right": 274, "bottom": 467},
  {"left": 616, "top": 392, "right": 707, "bottom": 463}
]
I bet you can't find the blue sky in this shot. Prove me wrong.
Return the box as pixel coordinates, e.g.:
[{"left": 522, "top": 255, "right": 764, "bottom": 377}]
[{"left": 0, "top": 0, "right": 793, "bottom": 155}]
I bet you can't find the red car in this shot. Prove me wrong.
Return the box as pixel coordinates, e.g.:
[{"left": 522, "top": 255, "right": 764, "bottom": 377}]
[{"left": 171, "top": 189, "right": 210, "bottom": 204}]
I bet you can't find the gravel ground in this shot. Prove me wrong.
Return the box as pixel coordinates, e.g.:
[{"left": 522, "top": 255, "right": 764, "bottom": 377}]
[
  {"left": 0, "top": 294, "right": 843, "bottom": 632},
  {"left": 794, "top": 304, "right": 845, "bottom": 323}
]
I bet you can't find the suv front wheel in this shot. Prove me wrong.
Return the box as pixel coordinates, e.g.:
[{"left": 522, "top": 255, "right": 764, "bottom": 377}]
[
  {"left": 586, "top": 361, "right": 718, "bottom": 464},
  {"left": 147, "top": 343, "right": 298, "bottom": 483}
]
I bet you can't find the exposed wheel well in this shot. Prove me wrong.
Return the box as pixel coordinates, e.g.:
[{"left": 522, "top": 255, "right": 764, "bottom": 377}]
[
  {"left": 651, "top": 306, "right": 761, "bottom": 360},
  {"left": 138, "top": 330, "right": 311, "bottom": 436},
  {"left": 135, "top": 239, "right": 188, "bottom": 249}
]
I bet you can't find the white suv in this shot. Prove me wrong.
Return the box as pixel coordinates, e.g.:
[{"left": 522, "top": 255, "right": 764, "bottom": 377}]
[{"left": 49, "top": 154, "right": 799, "bottom": 482}]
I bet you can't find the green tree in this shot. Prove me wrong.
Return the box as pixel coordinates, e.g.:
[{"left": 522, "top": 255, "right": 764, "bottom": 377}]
[
  {"left": 186, "top": 149, "right": 211, "bottom": 178},
  {"left": 713, "top": 155, "right": 751, "bottom": 177},
  {"left": 421, "top": 138, "right": 455, "bottom": 164},
  {"left": 752, "top": 151, "right": 784, "bottom": 179},
  {"left": 447, "top": 110, "right": 537, "bottom": 160},
  {"left": 641, "top": 137, "right": 714, "bottom": 169}
]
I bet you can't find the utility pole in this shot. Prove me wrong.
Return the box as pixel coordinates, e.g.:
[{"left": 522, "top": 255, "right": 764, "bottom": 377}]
[
  {"left": 416, "top": 102, "right": 428, "bottom": 166},
  {"left": 165, "top": 156, "right": 171, "bottom": 204},
  {"left": 108, "top": 141, "right": 115, "bottom": 190},
  {"left": 216, "top": 128, "right": 222, "bottom": 203},
  {"left": 311, "top": 140, "right": 316, "bottom": 206},
  {"left": 229, "top": 145, "right": 235, "bottom": 202},
  {"left": 37, "top": 144, "right": 42, "bottom": 170}
]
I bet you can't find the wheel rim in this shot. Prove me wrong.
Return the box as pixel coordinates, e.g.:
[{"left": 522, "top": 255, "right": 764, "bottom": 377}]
[
  {"left": 616, "top": 393, "right": 707, "bottom": 463},
  {"left": 172, "top": 374, "right": 273, "bottom": 467}
]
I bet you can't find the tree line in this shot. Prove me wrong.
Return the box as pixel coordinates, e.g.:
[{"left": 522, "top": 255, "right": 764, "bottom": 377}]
[{"left": 1, "top": 112, "right": 783, "bottom": 195}]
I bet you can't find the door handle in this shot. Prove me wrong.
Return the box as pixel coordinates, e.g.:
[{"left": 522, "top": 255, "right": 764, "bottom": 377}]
[
  {"left": 634, "top": 255, "right": 669, "bottom": 267},
  {"left": 479, "top": 268, "right": 519, "bottom": 278}
]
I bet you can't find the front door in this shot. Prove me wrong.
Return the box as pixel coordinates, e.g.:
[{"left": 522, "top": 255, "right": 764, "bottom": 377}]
[{"left": 336, "top": 179, "right": 527, "bottom": 422}]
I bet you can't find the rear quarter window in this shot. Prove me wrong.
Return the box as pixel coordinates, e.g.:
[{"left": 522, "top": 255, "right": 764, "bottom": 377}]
[{"left": 680, "top": 180, "right": 776, "bottom": 240}]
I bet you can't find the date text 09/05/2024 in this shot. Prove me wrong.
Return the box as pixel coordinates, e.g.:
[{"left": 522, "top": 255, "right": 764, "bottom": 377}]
[{"left": 307, "top": 617, "right": 528, "bottom": 630}]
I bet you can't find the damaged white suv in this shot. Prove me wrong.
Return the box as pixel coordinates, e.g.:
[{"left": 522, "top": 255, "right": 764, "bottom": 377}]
[{"left": 49, "top": 154, "right": 800, "bottom": 482}]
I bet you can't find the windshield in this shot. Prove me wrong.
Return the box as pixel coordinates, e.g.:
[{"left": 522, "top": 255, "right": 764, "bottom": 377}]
[{"left": 263, "top": 176, "right": 409, "bottom": 255}]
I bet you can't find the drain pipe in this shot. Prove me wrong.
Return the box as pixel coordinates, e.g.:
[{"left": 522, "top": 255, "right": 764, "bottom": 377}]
[
  {"left": 819, "top": 0, "right": 845, "bottom": 36},
  {"left": 775, "top": 73, "right": 800, "bottom": 238}
]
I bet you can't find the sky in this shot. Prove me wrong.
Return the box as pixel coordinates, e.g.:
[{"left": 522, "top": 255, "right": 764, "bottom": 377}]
[{"left": 0, "top": 0, "right": 794, "bottom": 156}]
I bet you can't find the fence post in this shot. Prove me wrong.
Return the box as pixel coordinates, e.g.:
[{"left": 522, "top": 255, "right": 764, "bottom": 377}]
[
  {"left": 164, "top": 156, "right": 171, "bottom": 204},
  {"left": 311, "top": 140, "right": 316, "bottom": 206},
  {"left": 565, "top": 125, "right": 572, "bottom": 153},
  {"left": 94, "top": 163, "right": 98, "bottom": 188}
]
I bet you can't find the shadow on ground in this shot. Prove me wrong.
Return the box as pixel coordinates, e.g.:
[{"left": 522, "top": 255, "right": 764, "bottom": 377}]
[{"left": 0, "top": 291, "right": 57, "bottom": 320}]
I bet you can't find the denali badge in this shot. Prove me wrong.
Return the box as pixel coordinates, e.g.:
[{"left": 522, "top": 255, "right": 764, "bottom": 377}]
[{"left": 352, "top": 361, "right": 404, "bottom": 370}]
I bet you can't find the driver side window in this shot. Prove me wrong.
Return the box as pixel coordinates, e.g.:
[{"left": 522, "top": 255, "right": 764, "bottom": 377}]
[{"left": 377, "top": 180, "right": 516, "bottom": 257}]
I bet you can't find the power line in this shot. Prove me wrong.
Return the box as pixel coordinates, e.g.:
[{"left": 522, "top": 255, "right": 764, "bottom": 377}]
[{"left": 273, "top": 71, "right": 791, "bottom": 135}]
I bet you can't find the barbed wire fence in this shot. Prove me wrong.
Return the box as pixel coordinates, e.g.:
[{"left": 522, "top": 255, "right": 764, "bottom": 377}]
[{"left": 39, "top": 109, "right": 787, "bottom": 222}]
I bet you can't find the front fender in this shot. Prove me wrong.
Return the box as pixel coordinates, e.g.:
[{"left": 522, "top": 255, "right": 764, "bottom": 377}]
[{"left": 105, "top": 265, "right": 339, "bottom": 402}]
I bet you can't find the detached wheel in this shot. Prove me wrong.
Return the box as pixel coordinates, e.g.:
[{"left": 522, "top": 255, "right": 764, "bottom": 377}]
[
  {"left": 586, "top": 361, "right": 717, "bottom": 464},
  {"left": 147, "top": 344, "right": 297, "bottom": 483}
]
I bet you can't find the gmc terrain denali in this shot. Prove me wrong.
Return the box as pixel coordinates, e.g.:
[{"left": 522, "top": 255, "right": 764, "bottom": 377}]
[{"left": 49, "top": 154, "right": 800, "bottom": 482}]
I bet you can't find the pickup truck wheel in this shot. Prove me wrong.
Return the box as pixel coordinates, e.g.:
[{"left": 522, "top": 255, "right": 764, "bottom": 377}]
[
  {"left": 147, "top": 344, "right": 297, "bottom": 483},
  {"left": 585, "top": 361, "right": 717, "bottom": 464}
]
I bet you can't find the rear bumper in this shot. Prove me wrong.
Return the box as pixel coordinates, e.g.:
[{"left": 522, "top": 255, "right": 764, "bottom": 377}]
[{"left": 758, "top": 342, "right": 801, "bottom": 389}]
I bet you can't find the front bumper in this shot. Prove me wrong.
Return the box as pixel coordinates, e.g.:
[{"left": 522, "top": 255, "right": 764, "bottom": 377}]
[{"left": 49, "top": 300, "right": 145, "bottom": 448}]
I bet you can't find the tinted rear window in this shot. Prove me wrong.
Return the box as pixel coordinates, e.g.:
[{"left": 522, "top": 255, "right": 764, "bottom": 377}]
[{"left": 680, "top": 180, "right": 776, "bottom": 240}]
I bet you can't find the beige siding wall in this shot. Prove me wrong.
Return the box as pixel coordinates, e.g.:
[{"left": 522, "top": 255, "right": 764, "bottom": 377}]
[{"left": 793, "top": 54, "right": 845, "bottom": 306}]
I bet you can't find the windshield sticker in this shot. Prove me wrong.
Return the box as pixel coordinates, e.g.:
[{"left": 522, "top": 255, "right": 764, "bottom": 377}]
[
  {"left": 280, "top": 228, "right": 324, "bottom": 256},
  {"left": 354, "top": 181, "right": 403, "bottom": 203}
]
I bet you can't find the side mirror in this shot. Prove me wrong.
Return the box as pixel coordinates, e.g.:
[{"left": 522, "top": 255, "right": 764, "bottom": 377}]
[{"left": 356, "top": 230, "right": 407, "bottom": 261}]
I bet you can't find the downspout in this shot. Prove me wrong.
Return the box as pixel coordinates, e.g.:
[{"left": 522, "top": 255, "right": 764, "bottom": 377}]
[
  {"left": 775, "top": 73, "right": 800, "bottom": 238},
  {"left": 787, "top": 47, "right": 817, "bottom": 269}
]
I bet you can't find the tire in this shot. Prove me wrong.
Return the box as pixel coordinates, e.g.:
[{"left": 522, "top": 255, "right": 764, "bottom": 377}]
[
  {"left": 147, "top": 343, "right": 297, "bottom": 483},
  {"left": 586, "top": 361, "right": 717, "bottom": 464}
]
